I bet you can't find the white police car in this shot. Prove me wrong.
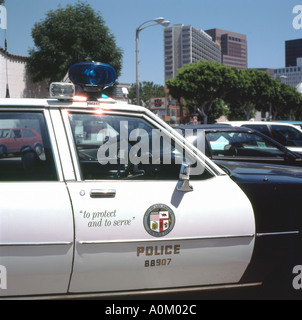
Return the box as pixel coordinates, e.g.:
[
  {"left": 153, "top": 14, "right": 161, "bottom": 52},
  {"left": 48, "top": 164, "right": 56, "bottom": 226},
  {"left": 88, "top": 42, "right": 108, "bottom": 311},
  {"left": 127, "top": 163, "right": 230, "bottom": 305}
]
[{"left": 0, "top": 63, "right": 297, "bottom": 299}]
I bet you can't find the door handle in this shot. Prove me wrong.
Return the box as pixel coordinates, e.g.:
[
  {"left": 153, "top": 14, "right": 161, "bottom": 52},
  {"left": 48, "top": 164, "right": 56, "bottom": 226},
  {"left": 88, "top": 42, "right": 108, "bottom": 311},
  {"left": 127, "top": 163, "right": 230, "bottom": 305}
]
[{"left": 90, "top": 189, "right": 116, "bottom": 198}]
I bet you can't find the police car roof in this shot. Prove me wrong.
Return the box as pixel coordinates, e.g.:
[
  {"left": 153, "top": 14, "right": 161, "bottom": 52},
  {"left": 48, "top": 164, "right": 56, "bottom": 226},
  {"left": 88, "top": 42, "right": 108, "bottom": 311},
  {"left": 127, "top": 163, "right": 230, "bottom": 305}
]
[{"left": 0, "top": 98, "right": 146, "bottom": 113}]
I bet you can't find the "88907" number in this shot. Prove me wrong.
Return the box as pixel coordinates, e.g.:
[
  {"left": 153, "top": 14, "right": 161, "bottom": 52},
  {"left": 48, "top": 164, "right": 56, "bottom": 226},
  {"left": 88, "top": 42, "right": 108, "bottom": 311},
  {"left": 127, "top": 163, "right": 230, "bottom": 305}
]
[{"left": 145, "top": 258, "right": 172, "bottom": 267}]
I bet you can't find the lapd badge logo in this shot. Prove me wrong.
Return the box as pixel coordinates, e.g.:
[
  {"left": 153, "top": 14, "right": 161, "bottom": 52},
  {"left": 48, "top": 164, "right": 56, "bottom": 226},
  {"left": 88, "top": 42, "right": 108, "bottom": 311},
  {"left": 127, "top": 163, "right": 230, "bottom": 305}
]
[{"left": 144, "top": 204, "right": 175, "bottom": 237}]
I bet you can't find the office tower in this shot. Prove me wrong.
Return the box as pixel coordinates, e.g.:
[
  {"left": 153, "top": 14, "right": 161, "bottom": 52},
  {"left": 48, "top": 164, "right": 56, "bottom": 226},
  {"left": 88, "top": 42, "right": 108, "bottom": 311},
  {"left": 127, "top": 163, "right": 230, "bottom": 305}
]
[
  {"left": 164, "top": 24, "right": 221, "bottom": 81},
  {"left": 205, "top": 28, "right": 247, "bottom": 70},
  {"left": 285, "top": 38, "right": 302, "bottom": 67}
]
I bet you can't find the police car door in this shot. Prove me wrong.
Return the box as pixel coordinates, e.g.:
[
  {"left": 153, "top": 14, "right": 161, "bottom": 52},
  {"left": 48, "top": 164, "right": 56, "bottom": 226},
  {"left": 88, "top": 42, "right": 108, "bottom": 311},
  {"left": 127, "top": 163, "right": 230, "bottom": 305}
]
[
  {"left": 62, "top": 109, "right": 255, "bottom": 294},
  {"left": 0, "top": 109, "right": 74, "bottom": 297}
]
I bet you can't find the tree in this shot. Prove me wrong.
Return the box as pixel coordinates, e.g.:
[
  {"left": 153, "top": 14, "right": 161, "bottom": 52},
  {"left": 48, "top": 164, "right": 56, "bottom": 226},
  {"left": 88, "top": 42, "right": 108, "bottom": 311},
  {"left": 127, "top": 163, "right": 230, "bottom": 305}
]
[
  {"left": 0, "top": 1, "right": 5, "bottom": 5},
  {"left": 226, "top": 69, "right": 275, "bottom": 120},
  {"left": 294, "top": 93, "right": 302, "bottom": 120},
  {"left": 27, "top": 1, "right": 123, "bottom": 84},
  {"left": 166, "top": 60, "right": 237, "bottom": 124},
  {"left": 284, "top": 85, "right": 302, "bottom": 120},
  {"left": 270, "top": 82, "right": 302, "bottom": 120},
  {"left": 128, "top": 81, "right": 166, "bottom": 108}
]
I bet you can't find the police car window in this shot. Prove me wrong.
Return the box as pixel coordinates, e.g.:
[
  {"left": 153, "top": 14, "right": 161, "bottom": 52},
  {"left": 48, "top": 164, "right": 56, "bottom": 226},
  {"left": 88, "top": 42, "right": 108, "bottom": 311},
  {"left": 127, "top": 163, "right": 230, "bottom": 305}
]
[
  {"left": 69, "top": 113, "right": 212, "bottom": 181},
  {"left": 207, "top": 131, "right": 284, "bottom": 158},
  {"left": 0, "top": 112, "right": 57, "bottom": 182}
]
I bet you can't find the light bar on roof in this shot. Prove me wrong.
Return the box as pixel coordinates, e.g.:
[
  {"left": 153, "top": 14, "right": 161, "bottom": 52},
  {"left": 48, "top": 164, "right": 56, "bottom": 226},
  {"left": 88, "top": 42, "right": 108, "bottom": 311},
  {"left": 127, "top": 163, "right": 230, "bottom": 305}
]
[{"left": 68, "top": 62, "right": 117, "bottom": 100}]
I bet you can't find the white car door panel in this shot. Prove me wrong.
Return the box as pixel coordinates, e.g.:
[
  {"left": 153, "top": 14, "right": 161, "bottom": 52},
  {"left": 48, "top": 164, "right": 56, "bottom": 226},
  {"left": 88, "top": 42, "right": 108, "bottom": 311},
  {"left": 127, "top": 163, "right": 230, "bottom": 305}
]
[
  {"left": 0, "top": 183, "right": 74, "bottom": 296},
  {"left": 67, "top": 177, "right": 254, "bottom": 293},
  {"left": 0, "top": 110, "right": 74, "bottom": 297}
]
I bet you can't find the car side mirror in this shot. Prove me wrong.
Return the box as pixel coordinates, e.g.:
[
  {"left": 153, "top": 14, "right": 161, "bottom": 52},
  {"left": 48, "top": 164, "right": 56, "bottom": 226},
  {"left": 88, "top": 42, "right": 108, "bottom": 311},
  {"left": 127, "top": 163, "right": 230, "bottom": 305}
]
[{"left": 177, "top": 162, "right": 193, "bottom": 192}]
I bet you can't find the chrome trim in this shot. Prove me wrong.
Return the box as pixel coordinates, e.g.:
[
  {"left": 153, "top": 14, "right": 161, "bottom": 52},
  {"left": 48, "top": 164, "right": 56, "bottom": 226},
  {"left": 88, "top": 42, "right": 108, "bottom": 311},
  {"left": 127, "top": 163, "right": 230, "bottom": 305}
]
[
  {"left": 49, "top": 109, "right": 76, "bottom": 181},
  {"left": 1, "top": 282, "right": 263, "bottom": 300},
  {"left": 77, "top": 234, "right": 255, "bottom": 245},
  {"left": 90, "top": 189, "right": 116, "bottom": 198},
  {"left": 256, "top": 231, "right": 300, "bottom": 237},
  {"left": 0, "top": 242, "right": 73, "bottom": 247}
]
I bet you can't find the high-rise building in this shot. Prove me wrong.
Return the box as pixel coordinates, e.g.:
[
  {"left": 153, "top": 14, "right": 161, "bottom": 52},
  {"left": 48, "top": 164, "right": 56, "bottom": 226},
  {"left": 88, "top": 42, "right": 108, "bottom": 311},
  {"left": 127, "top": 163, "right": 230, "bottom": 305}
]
[
  {"left": 205, "top": 28, "right": 247, "bottom": 70},
  {"left": 164, "top": 24, "right": 221, "bottom": 81},
  {"left": 285, "top": 38, "right": 302, "bottom": 67}
]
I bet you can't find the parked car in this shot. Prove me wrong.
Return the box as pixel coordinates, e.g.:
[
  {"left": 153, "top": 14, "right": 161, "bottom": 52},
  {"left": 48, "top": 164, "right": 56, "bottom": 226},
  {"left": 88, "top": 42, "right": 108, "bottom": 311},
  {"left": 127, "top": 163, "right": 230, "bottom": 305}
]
[
  {"left": 220, "top": 121, "right": 302, "bottom": 154},
  {"left": 0, "top": 62, "right": 301, "bottom": 299},
  {"left": 175, "top": 124, "right": 302, "bottom": 290},
  {"left": 214, "top": 159, "right": 302, "bottom": 288},
  {"left": 0, "top": 127, "right": 43, "bottom": 156},
  {"left": 275, "top": 121, "right": 302, "bottom": 130},
  {"left": 174, "top": 125, "right": 302, "bottom": 166}
]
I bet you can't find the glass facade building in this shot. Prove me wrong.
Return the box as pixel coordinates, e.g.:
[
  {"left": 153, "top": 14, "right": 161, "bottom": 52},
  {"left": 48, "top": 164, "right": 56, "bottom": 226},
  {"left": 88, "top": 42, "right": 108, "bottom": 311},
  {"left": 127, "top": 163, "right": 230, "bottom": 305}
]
[{"left": 164, "top": 25, "right": 221, "bottom": 81}]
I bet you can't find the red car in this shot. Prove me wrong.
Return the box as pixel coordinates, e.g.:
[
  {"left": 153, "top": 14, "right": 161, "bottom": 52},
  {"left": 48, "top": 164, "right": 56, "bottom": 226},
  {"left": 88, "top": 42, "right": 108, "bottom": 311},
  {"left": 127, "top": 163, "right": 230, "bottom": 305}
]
[{"left": 0, "top": 128, "right": 43, "bottom": 156}]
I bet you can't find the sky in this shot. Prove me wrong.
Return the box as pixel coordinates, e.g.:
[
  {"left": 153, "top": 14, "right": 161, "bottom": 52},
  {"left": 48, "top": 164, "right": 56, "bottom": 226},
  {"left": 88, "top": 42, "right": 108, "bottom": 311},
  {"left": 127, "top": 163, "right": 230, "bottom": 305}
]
[{"left": 1, "top": 0, "right": 302, "bottom": 85}]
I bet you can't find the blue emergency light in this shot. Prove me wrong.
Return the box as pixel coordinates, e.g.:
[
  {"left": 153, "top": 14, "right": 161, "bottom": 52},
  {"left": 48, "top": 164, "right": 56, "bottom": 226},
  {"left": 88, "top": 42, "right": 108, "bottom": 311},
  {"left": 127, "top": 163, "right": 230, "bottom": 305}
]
[{"left": 68, "top": 62, "right": 117, "bottom": 100}]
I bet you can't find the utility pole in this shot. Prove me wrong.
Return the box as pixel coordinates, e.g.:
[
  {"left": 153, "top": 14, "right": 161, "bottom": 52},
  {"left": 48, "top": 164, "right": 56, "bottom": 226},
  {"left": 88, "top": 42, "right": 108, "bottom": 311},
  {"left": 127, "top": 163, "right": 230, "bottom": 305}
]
[{"left": 135, "top": 17, "right": 170, "bottom": 105}]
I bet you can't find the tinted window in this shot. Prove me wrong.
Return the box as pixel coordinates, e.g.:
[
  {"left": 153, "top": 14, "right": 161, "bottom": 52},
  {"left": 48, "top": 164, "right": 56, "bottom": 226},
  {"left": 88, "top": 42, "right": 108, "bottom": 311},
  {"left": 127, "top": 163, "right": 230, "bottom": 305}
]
[
  {"left": 207, "top": 131, "right": 285, "bottom": 158},
  {"left": 271, "top": 125, "right": 302, "bottom": 146},
  {"left": 242, "top": 124, "right": 270, "bottom": 136},
  {"left": 69, "top": 113, "right": 212, "bottom": 180},
  {"left": 0, "top": 112, "right": 57, "bottom": 181}
]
